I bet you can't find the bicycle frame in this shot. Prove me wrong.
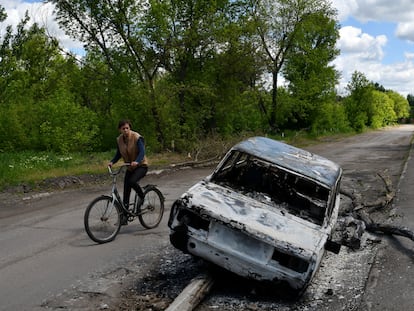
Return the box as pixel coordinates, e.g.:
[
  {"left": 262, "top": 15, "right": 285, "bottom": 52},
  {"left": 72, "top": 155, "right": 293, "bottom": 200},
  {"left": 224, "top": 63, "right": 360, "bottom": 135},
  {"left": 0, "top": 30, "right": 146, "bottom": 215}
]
[
  {"left": 107, "top": 164, "right": 140, "bottom": 217},
  {"left": 107, "top": 164, "right": 164, "bottom": 218},
  {"left": 84, "top": 163, "right": 164, "bottom": 243},
  {"left": 108, "top": 165, "right": 128, "bottom": 213}
]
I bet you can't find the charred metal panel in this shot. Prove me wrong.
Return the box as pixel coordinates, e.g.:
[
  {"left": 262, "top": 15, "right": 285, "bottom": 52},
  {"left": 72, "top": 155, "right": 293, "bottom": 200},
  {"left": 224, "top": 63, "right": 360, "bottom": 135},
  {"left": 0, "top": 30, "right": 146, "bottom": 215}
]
[
  {"left": 168, "top": 137, "right": 342, "bottom": 293},
  {"left": 225, "top": 136, "right": 341, "bottom": 188},
  {"left": 181, "top": 183, "right": 327, "bottom": 255}
]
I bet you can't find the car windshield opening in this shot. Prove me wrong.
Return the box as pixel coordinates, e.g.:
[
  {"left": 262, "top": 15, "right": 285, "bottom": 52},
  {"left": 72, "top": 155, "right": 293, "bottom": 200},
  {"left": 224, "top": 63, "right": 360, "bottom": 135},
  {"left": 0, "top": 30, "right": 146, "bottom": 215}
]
[{"left": 212, "top": 151, "right": 330, "bottom": 225}]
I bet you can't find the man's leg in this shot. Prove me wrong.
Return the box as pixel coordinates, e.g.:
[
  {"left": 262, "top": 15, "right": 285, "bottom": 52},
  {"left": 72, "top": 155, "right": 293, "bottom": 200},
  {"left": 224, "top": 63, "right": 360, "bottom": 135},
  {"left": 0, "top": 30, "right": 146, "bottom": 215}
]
[
  {"left": 124, "top": 166, "right": 147, "bottom": 202},
  {"left": 123, "top": 170, "right": 133, "bottom": 208},
  {"left": 121, "top": 170, "right": 135, "bottom": 225},
  {"left": 128, "top": 166, "right": 148, "bottom": 202}
]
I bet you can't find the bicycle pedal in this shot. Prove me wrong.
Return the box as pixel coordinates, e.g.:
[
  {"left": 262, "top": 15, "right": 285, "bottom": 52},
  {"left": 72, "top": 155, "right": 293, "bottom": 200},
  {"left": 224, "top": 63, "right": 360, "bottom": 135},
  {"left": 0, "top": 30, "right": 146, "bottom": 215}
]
[{"left": 120, "top": 215, "right": 128, "bottom": 225}]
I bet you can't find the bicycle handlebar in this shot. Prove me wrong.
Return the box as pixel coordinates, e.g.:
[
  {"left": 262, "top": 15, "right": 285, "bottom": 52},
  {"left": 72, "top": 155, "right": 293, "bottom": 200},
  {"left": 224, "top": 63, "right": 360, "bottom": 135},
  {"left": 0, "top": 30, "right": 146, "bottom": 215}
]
[{"left": 107, "top": 163, "right": 131, "bottom": 175}]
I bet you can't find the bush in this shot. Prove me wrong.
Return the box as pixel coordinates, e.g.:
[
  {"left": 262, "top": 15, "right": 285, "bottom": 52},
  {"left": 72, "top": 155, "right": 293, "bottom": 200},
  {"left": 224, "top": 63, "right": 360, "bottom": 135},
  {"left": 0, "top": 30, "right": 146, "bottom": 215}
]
[{"left": 38, "top": 92, "right": 99, "bottom": 152}]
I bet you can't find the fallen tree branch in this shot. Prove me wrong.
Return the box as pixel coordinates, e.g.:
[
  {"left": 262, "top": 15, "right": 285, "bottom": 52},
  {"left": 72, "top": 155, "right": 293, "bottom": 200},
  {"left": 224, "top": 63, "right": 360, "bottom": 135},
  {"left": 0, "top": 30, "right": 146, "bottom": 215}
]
[
  {"left": 338, "top": 170, "right": 414, "bottom": 246},
  {"left": 366, "top": 223, "right": 414, "bottom": 241},
  {"left": 170, "top": 156, "right": 220, "bottom": 169},
  {"left": 366, "top": 171, "right": 396, "bottom": 212},
  {"left": 340, "top": 188, "right": 363, "bottom": 210}
]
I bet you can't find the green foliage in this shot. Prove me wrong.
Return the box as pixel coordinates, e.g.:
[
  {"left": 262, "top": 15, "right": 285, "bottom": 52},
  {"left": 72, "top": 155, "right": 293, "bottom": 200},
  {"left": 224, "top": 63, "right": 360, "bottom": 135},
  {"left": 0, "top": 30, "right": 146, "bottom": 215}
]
[
  {"left": 0, "top": 105, "right": 26, "bottom": 151},
  {"left": 283, "top": 8, "right": 339, "bottom": 130},
  {"left": 407, "top": 94, "right": 414, "bottom": 119},
  {"left": 38, "top": 93, "right": 100, "bottom": 152},
  {"left": 344, "top": 71, "right": 372, "bottom": 131},
  {"left": 342, "top": 71, "right": 408, "bottom": 132},
  {"left": 387, "top": 90, "right": 410, "bottom": 120},
  {"left": 311, "top": 100, "right": 351, "bottom": 134},
  {"left": 369, "top": 90, "right": 396, "bottom": 128},
  {"left": 0, "top": 1, "right": 410, "bottom": 158},
  {"left": 0, "top": 150, "right": 112, "bottom": 190},
  {"left": 0, "top": 14, "right": 100, "bottom": 152},
  {"left": 250, "top": 0, "right": 338, "bottom": 130},
  {"left": 0, "top": 5, "right": 6, "bottom": 23}
]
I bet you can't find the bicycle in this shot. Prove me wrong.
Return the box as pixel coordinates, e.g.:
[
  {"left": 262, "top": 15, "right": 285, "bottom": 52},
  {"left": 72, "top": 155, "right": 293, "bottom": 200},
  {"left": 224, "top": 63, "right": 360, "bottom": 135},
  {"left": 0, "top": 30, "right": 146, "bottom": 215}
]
[{"left": 84, "top": 163, "right": 165, "bottom": 244}]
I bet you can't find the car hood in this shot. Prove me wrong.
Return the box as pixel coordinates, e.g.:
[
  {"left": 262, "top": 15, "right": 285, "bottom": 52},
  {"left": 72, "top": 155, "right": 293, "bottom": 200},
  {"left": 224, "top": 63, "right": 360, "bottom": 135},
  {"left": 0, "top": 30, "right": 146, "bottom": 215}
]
[{"left": 183, "top": 181, "right": 328, "bottom": 257}]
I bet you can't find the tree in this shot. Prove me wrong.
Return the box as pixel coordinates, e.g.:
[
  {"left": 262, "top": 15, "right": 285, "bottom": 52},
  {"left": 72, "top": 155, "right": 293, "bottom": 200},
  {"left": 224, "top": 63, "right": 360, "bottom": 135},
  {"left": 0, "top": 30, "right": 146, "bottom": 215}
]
[
  {"left": 282, "top": 9, "right": 340, "bottom": 129},
  {"left": 370, "top": 90, "right": 396, "bottom": 128},
  {"left": 50, "top": 0, "right": 265, "bottom": 150},
  {"left": 387, "top": 90, "right": 410, "bottom": 121},
  {"left": 0, "top": 5, "right": 6, "bottom": 23},
  {"left": 407, "top": 94, "right": 414, "bottom": 106},
  {"left": 407, "top": 94, "right": 414, "bottom": 119},
  {"left": 344, "top": 71, "right": 372, "bottom": 131},
  {"left": 158, "top": 0, "right": 265, "bottom": 145},
  {"left": 248, "top": 0, "right": 338, "bottom": 131},
  {"left": 0, "top": 12, "right": 98, "bottom": 152},
  {"left": 49, "top": 0, "right": 167, "bottom": 145},
  {"left": 156, "top": 0, "right": 232, "bottom": 144},
  {"left": 343, "top": 72, "right": 409, "bottom": 131}
]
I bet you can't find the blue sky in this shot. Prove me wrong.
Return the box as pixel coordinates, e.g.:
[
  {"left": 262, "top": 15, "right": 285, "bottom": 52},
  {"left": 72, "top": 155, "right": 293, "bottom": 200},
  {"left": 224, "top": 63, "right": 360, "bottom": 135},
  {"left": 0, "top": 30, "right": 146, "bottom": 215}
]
[
  {"left": 332, "top": 0, "right": 414, "bottom": 95},
  {"left": 343, "top": 18, "right": 402, "bottom": 65},
  {"left": 2, "top": 0, "right": 414, "bottom": 96}
]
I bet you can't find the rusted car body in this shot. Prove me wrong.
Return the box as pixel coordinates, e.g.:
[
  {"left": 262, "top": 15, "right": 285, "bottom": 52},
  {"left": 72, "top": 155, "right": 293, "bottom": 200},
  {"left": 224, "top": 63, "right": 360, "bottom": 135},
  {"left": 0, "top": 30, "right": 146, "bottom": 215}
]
[{"left": 168, "top": 137, "right": 342, "bottom": 292}]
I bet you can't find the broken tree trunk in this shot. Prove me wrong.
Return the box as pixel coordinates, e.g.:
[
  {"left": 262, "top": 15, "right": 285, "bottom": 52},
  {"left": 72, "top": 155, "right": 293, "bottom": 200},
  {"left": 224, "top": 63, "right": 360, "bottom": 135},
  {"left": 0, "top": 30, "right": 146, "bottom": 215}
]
[{"left": 165, "top": 273, "right": 214, "bottom": 311}]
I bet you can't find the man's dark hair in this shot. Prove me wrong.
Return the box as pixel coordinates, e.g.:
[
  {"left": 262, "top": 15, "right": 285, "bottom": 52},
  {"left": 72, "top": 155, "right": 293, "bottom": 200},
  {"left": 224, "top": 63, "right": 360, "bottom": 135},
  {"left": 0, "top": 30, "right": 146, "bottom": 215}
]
[{"left": 118, "top": 119, "right": 132, "bottom": 129}]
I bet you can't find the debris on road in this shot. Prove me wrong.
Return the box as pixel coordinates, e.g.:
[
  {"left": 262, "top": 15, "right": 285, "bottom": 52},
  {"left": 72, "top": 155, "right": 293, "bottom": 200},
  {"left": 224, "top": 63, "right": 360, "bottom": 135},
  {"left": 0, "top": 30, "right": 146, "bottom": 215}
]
[{"left": 166, "top": 273, "right": 214, "bottom": 311}]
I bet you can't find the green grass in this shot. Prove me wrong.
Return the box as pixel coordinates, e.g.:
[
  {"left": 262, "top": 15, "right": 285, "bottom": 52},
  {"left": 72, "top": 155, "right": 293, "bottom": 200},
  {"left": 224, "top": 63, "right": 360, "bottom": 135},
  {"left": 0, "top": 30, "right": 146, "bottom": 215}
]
[
  {"left": 0, "top": 129, "right": 361, "bottom": 192},
  {"left": 0, "top": 151, "right": 113, "bottom": 190},
  {"left": 0, "top": 149, "right": 192, "bottom": 191}
]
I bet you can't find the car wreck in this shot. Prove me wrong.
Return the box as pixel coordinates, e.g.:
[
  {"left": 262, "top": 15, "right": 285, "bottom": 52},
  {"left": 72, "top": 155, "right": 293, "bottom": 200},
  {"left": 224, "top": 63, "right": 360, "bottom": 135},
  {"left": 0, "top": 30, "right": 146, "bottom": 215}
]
[{"left": 168, "top": 137, "right": 342, "bottom": 293}]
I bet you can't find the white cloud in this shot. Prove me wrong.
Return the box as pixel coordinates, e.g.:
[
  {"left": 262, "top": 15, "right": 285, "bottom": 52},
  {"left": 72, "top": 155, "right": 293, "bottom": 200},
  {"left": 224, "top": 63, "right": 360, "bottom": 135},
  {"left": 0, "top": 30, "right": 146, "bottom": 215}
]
[
  {"left": 404, "top": 52, "right": 414, "bottom": 60},
  {"left": 330, "top": 0, "right": 359, "bottom": 22},
  {"left": 332, "top": 0, "right": 414, "bottom": 44},
  {"left": 337, "top": 26, "right": 387, "bottom": 61},
  {"left": 1, "top": 0, "right": 83, "bottom": 55},
  {"left": 334, "top": 49, "right": 414, "bottom": 96},
  {"left": 359, "top": 1, "right": 414, "bottom": 23},
  {"left": 331, "top": 0, "right": 414, "bottom": 95},
  {"left": 332, "top": 0, "right": 414, "bottom": 23},
  {"left": 396, "top": 21, "right": 414, "bottom": 42},
  {"left": 333, "top": 25, "right": 413, "bottom": 95}
]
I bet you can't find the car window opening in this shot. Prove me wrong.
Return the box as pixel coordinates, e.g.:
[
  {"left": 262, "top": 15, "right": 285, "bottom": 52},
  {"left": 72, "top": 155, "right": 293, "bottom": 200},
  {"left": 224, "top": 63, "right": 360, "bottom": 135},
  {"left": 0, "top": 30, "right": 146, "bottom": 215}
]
[{"left": 212, "top": 151, "right": 330, "bottom": 225}]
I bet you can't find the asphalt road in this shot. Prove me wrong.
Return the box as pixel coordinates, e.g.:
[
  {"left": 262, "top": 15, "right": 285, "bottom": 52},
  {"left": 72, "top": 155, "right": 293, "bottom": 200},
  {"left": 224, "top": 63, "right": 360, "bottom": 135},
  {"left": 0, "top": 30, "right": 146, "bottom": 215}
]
[
  {"left": 359, "top": 135, "right": 414, "bottom": 311},
  {"left": 0, "top": 168, "right": 212, "bottom": 310},
  {"left": 1, "top": 125, "right": 414, "bottom": 311}
]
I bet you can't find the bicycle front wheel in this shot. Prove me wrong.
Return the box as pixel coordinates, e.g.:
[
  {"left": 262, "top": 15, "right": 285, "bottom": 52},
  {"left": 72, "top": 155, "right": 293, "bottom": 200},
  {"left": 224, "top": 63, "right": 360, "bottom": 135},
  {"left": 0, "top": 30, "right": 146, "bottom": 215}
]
[
  {"left": 138, "top": 186, "right": 164, "bottom": 229},
  {"left": 84, "top": 196, "right": 121, "bottom": 243}
]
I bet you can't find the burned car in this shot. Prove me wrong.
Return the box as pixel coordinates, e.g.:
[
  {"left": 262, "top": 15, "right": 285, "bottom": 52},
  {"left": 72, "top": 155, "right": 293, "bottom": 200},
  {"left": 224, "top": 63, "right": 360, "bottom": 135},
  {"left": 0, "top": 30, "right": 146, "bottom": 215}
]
[{"left": 168, "top": 137, "right": 342, "bottom": 293}]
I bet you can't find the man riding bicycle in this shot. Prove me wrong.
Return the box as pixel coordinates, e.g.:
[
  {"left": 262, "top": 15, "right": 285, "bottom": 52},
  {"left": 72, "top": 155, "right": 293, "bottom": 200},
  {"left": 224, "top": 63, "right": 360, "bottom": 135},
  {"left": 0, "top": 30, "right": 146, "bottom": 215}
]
[{"left": 108, "top": 119, "right": 148, "bottom": 225}]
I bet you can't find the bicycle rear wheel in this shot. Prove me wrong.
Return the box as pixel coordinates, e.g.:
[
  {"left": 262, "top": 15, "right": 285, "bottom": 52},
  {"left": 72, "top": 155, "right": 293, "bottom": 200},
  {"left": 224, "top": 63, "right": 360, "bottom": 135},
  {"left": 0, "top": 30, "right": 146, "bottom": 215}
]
[
  {"left": 84, "top": 195, "right": 121, "bottom": 243},
  {"left": 137, "top": 186, "right": 164, "bottom": 229}
]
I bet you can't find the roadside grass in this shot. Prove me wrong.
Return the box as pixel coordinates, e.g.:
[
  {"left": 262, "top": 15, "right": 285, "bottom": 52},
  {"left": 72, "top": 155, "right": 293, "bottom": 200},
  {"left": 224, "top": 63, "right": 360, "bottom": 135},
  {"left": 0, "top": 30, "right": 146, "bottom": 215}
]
[
  {"left": 0, "top": 150, "right": 192, "bottom": 191},
  {"left": 0, "top": 151, "right": 112, "bottom": 190},
  {"left": 0, "top": 129, "right": 358, "bottom": 192}
]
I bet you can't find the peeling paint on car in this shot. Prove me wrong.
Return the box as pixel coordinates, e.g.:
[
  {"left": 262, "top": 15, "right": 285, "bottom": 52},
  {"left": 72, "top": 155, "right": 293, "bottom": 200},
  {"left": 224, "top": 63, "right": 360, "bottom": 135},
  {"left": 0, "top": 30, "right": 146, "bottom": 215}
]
[{"left": 168, "top": 137, "right": 342, "bottom": 293}]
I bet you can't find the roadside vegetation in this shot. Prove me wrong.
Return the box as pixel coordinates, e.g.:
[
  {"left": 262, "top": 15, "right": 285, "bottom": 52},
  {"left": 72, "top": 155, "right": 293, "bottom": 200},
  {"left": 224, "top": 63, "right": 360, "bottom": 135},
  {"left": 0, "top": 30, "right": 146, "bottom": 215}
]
[
  {"left": 0, "top": 130, "right": 354, "bottom": 191},
  {"left": 0, "top": 1, "right": 412, "bottom": 191}
]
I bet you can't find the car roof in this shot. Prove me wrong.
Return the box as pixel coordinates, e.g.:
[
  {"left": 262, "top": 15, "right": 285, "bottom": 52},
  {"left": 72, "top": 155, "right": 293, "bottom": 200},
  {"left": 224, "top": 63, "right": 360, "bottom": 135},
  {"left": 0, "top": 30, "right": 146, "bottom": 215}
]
[{"left": 231, "top": 136, "right": 342, "bottom": 188}]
